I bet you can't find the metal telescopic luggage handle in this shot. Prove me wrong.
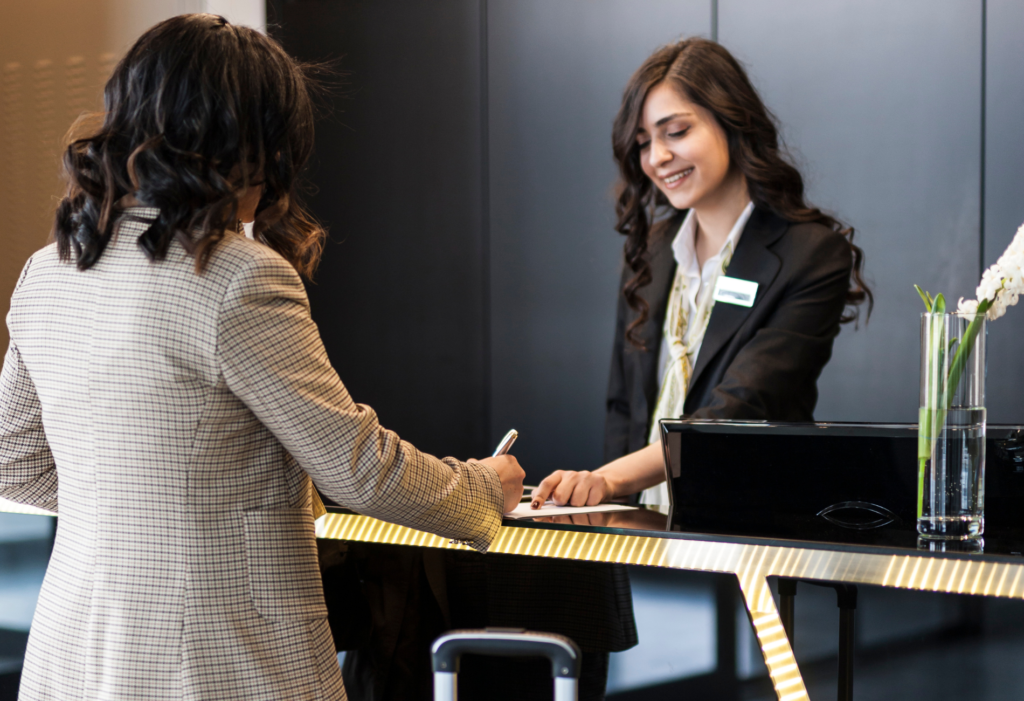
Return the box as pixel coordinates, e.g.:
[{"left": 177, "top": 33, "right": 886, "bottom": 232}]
[{"left": 431, "top": 628, "right": 582, "bottom": 701}]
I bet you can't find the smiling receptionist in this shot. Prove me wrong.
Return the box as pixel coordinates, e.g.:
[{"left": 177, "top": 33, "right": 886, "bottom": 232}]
[{"left": 532, "top": 38, "right": 873, "bottom": 508}]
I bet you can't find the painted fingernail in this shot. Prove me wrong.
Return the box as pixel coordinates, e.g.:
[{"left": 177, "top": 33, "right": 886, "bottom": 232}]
[{"left": 531, "top": 500, "right": 540, "bottom": 509}]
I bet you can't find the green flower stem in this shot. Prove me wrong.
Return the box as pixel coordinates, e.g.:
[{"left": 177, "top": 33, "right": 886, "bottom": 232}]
[
  {"left": 941, "top": 299, "right": 991, "bottom": 411},
  {"left": 917, "top": 458, "right": 926, "bottom": 519},
  {"left": 918, "top": 304, "right": 948, "bottom": 519}
]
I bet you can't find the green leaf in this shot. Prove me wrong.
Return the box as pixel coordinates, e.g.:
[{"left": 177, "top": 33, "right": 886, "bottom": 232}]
[
  {"left": 914, "top": 285, "right": 932, "bottom": 312},
  {"left": 934, "top": 293, "right": 946, "bottom": 315}
]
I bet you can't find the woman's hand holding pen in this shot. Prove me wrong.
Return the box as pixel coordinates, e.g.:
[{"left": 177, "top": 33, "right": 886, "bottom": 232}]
[
  {"left": 478, "top": 429, "right": 525, "bottom": 513},
  {"left": 489, "top": 425, "right": 615, "bottom": 510},
  {"left": 477, "top": 455, "right": 525, "bottom": 513}
]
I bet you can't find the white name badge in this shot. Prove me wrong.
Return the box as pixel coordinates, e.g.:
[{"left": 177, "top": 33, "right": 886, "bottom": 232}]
[{"left": 712, "top": 275, "right": 758, "bottom": 307}]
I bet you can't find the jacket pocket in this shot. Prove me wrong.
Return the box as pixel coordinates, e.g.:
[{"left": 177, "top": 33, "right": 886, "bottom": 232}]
[{"left": 244, "top": 508, "right": 329, "bottom": 622}]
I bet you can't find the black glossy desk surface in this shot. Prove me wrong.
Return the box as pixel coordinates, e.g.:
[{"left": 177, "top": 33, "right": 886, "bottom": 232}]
[
  {"left": 359, "top": 504, "right": 1024, "bottom": 565},
  {"left": 523, "top": 509, "right": 1024, "bottom": 563},
  {"left": 516, "top": 503, "right": 1024, "bottom": 564}
]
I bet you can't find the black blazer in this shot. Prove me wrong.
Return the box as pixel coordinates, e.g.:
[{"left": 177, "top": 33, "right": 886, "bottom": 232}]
[{"left": 604, "top": 206, "right": 853, "bottom": 461}]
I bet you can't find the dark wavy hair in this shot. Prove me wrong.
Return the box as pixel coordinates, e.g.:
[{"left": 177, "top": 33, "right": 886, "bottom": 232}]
[
  {"left": 612, "top": 38, "right": 873, "bottom": 348},
  {"left": 54, "top": 13, "right": 324, "bottom": 277}
]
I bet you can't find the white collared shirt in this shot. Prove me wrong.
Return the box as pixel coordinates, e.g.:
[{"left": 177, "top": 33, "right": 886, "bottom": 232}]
[{"left": 655, "top": 201, "right": 755, "bottom": 390}]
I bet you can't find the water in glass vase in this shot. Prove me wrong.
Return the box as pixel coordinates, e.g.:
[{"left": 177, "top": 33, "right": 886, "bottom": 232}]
[{"left": 918, "top": 408, "right": 986, "bottom": 540}]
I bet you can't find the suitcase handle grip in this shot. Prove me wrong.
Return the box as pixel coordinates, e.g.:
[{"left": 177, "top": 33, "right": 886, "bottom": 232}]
[{"left": 431, "top": 628, "right": 581, "bottom": 679}]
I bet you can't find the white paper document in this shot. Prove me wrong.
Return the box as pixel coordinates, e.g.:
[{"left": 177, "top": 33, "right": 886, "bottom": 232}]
[{"left": 503, "top": 501, "right": 637, "bottom": 520}]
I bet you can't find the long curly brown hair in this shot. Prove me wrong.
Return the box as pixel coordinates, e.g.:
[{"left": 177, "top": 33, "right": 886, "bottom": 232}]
[
  {"left": 54, "top": 14, "right": 324, "bottom": 277},
  {"left": 612, "top": 38, "right": 872, "bottom": 348}
]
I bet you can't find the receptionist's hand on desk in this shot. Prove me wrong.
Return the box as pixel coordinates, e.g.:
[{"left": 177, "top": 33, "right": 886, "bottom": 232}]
[{"left": 530, "top": 442, "right": 665, "bottom": 507}]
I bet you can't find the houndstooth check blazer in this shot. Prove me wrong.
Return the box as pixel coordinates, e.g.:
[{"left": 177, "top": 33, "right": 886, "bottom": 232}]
[{"left": 0, "top": 208, "right": 505, "bottom": 701}]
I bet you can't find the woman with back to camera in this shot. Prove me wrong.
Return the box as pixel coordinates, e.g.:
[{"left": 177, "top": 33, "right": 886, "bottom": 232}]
[
  {"left": 0, "top": 14, "right": 524, "bottom": 701},
  {"left": 533, "top": 37, "right": 872, "bottom": 507}
]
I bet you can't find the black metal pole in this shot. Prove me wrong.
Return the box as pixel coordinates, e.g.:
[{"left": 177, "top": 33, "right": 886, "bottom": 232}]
[
  {"left": 835, "top": 584, "right": 858, "bottom": 701},
  {"left": 837, "top": 606, "right": 855, "bottom": 701}
]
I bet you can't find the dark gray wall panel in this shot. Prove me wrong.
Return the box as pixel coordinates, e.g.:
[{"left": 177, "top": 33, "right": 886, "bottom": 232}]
[
  {"left": 985, "top": 0, "right": 1024, "bottom": 423},
  {"left": 719, "top": 0, "right": 982, "bottom": 422},
  {"left": 273, "top": 2, "right": 489, "bottom": 459},
  {"left": 487, "top": 0, "right": 712, "bottom": 481}
]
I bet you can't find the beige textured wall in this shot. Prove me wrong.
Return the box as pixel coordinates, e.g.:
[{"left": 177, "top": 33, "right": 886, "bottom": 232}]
[
  {"left": 0, "top": 0, "right": 264, "bottom": 354},
  {"left": 1, "top": 1, "right": 109, "bottom": 352}
]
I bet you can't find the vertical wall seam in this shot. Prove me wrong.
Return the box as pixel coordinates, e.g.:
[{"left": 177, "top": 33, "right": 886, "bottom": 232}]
[
  {"left": 711, "top": 0, "right": 719, "bottom": 42},
  {"left": 480, "top": 0, "right": 493, "bottom": 449},
  {"left": 980, "top": 0, "right": 987, "bottom": 275}
]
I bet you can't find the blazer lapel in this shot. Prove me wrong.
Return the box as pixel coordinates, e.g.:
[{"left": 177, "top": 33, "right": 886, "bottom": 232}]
[{"left": 689, "top": 207, "right": 787, "bottom": 390}]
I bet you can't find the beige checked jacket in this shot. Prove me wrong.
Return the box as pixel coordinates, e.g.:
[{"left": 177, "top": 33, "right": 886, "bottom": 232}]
[{"left": 0, "top": 208, "right": 505, "bottom": 700}]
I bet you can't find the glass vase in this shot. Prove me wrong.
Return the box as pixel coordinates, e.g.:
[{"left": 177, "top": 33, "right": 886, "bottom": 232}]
[{"left": 918, "top": 312, "right": 987, "bottom": 540}]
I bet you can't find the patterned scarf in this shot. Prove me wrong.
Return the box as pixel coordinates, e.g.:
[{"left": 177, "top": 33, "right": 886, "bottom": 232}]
[{"left": 641, "top": 239, "right": 737, "bottom": 504}]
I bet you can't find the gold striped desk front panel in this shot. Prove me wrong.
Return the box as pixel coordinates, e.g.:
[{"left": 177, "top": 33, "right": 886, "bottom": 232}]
[{"left": 317, "top": 512, "right": 1024, "bottom": 701}]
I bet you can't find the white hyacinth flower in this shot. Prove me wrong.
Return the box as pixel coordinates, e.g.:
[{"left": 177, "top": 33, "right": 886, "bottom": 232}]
[
  {"left": 988, "top": 296, "right": 1009, "bottom": 321},
  {"left": 976, "top": 268, "right": 1003, "bottom": 304},
  {"left": 966, "top": 221, "right": 1024, "bottom": 320},
  {"left": 957, "top": 297, "right": 979, "bottom": 315}
]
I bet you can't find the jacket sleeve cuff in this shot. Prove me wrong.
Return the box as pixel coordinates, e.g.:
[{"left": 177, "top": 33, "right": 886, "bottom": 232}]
[{"left": 461, "top": 459, "right": 506, "bottom": 553}]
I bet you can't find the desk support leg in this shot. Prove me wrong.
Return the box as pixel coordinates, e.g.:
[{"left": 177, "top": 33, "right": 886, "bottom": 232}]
[
  {"left": 714, "top": 574, "right": 740, "bottom": 699},
  {"left": 838, "top": 606, "right": 854, "bottom": 701},
  {"left": 778, "top": 578, "right": 797, "bottom": 648},
  {"left": 834, "top": 583, "right": 857, "bottom": 701},
  {"left": 737, "top": 574, "right": 810, "bottom": 701}
]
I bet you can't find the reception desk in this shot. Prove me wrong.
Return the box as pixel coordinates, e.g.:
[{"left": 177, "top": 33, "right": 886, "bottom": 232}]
[
  {"left": 4, "top": 496, "right": 1022, "bottom": 700},
  {"left": 317, "top": 505, "right": 1024, "bottom": 701}
]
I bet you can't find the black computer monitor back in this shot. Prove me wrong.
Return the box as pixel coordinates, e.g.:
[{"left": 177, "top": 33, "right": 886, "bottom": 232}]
[{"left": 659, "top": 421, "right": 1024, "bottom": 534}]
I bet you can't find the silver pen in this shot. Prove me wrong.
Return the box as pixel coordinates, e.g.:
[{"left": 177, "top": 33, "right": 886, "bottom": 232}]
[{"left": 492, "top": 429, "right": 519, "bottom": 457}]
